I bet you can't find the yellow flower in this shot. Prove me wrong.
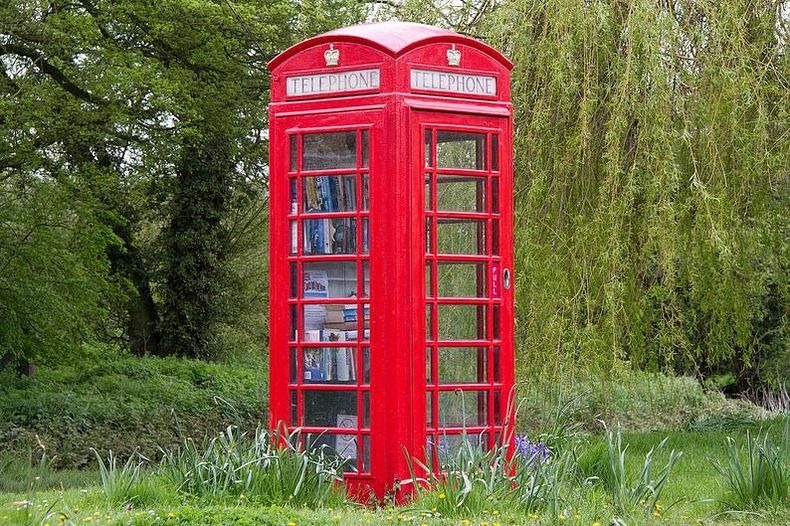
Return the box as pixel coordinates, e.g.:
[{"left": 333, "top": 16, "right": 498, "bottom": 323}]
[
  {"left": 438, "top": 492, "right": 446, "bottom": 499},
  {"left": 288, "top": 522, "right": 297, "bottom": 526},
  {"left": 559, "top": 514, "right": 566, "bottom": 520},
  {"left": 593, "top": 522, "right": 602, "bottom": 526}
]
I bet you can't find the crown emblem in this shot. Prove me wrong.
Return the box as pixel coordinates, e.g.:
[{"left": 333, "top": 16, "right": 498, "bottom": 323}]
[
  {"left": 447, "top": 44, "right": 461, "bottom": 67},
  {"left": 324, "top": 44, "right": 339, "bottom": 67}
]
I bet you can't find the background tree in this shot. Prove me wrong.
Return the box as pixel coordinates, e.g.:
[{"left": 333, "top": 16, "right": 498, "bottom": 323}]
[
  {"left": 484, "top": 0, "right": 788, "bottom": 391},
  {"left": 0, "top": 0, "right": 364, "bottom": 364}
]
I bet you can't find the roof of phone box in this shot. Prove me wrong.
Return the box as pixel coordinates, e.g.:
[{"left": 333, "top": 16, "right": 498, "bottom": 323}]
[{"left": 268, "top": 21, "right": 512, "bottom": 70}]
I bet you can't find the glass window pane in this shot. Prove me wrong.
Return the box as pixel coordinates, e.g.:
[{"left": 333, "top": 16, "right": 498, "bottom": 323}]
[
  {"left": 436, "top": 175, "right": 485, "bottom": 212},
  {"left": 437, "top": 219, "right": 486, "bottom": 255},
  {"left": 290, "top": 178, "right": 297, "bottom": 210},
  {"left": 438, "top": 304, "right": 486, "bottom": 341},
  {"left": 493, "top": 346, "right": 501, "bottom": 383},
  {"left": 303, "top": 132, "right": 356, "bottom": 170},
  {"left": 436, "top": 131, "right": 485, "bottom": 170},
  {"left": 361, "top": 130, "right": 370, "bottom": 168},
  {"left": 289, "top": 135, "right": 298, "bottom": 172},
  {"left": 492, "top": 219, "right": 500, "bottom": 256},
  {"left": 289, "top": 348, "right": 297, "bottom": 383},
  {"left": 493, "top": 391, "right": 502, "bottom": 425},
  {"left": 426, "top": 303, "right": 435, "bottom": 341},
  {"left": 491, "top": 134, "right": 499, "bottom": 171},
  {"left": 493, "top": 305, "right": 501, "bottom": 340},
  {"left": 303, "top": 391, "right": 357, "bottom": 427},
  {"left": 362, "top": 347, "right": 370, "bottom": 384},
  {"left": 289, "top": 305, "right": 297, "bottom": 341},
  {"left": 304, "top": 262, "right": 359, "bottom": 298},
  {"left": 361, "top": 261, "right": 370, "bottom": 297},
  {"left": 424, "top": 174, "right": 433, "bottom": 211},
  {"left": 290, "top": 390, "right": 298, "bottom": 425},
  {"left": 362, "top": 392, "right": 370, "bottom": 428},
  {"left": 290, "top": 263, "right": 298, "bottom": 298},
  {"left": 424, "top": 130, "right": 433, "bottom": 167},
  {"left": 491, "top": 178, "right": 499, "bottom": 213},
  {"left": 303, "top": 217, "right": 357, "bottom": 255},
  {"left": 425, "top": 262, "right": 434, "bottom": 297},
  {"left": 438, "top": 391, "right": 488, "bottom": 427},
  {"left": 362, "top": 174, "right": 370, "bottom": 210},
  {"left": 437, "top": 262, "right": 486, "bottom": 297},
  {"left": 426, "top": 347, "right": 434, "bottom": 384},
  {"left": 303, "top": 175, "right": 356, "bottom": 213},
  {"left": 438, "top": 347, "right": 487, "bottom": 384},
  {"left": 426, "top": 392, "right": 434, "bottom": 427},
  {"left": 425, "top": 218, "right": 433, "bottom": 253},
  {"left": 361, "top": 218, "right": 369, "bottom": 254},
  {"left": 302, "top": 347, "right": 357, "bottom": 383},
  {"left": 361, "top": 435, "right": 371, "bottom": 473},
  {"left": 289, "top": 221, "right": 297, "bottom": 255}
]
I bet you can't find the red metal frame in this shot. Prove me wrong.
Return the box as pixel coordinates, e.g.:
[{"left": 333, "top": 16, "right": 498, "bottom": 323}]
[{"left": 268, "top": 22, "right": 514, "bottom": 500}]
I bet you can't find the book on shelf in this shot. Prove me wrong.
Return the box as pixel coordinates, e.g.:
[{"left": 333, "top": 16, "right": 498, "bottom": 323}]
[
  {"left": 305, "top": 218, "right": 358, "bottom": 255},
  {"left": 302, "top": 330, "right": 356, "bottom": 383},
  {"left": 304, "top": 175, "right": 357, "bottom": 213},
  {"left": 303, "top": 270, "right": 328, "bottom": 330}
]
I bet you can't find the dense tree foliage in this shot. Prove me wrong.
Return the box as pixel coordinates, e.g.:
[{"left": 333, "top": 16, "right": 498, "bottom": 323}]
[
  {"left": 0, "top": 0, "right": 363, "bottom": 364},
  {"left": 485, "top": 0, "right": 788, "bottom": 390}
]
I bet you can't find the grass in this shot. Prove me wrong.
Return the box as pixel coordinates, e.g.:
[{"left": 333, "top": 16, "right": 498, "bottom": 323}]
[{"left": 1, "top": 420, "right": 787, "bottom": 525}]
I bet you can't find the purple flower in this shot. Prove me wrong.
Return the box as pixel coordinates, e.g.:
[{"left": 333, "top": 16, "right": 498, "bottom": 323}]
[{"left": 514, "top": 435, "right": 550, "bottom": 466}]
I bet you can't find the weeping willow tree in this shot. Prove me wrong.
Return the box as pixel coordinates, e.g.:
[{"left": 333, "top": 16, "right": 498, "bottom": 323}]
[{"left": 483, "top": 0, "right": 788, "bottom": 389}]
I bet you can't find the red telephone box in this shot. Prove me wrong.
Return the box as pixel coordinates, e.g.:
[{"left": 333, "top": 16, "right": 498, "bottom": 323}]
[{"left": 268, "top": 21, "right": 514, "bottom": 499}]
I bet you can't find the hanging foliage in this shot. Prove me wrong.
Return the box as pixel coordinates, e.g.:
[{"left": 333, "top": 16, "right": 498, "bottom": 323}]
[{"left": 484, "top": 0, "right": 788, "bottom": 389}]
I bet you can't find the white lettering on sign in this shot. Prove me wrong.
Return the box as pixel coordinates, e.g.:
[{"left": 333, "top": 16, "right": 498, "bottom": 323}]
[
  {"left": 410, "top": 69, "right": 496, "bottom": 96},
  {"left": 286, "top": 69, "right": 380, "bottom": 97}
]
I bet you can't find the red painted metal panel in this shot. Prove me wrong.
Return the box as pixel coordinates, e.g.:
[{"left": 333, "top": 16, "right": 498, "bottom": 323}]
[{"left": 268, "top": 21, "right": 513, "bottom": 501}]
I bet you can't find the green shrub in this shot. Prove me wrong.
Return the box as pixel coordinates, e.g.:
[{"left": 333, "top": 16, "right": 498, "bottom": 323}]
[
  {"left": 0, "top": 349, "right": 265, "bottom": 469},
  {"left": 517, "top": 368, "right": 772, "bottom": 433}
]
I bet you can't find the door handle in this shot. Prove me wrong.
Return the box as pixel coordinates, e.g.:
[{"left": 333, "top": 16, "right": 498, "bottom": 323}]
[{"left": 503, "top": 268, "right": 511, "bottom": 290}]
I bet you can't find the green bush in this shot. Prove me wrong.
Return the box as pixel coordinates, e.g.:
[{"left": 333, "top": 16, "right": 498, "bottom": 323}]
[
  {"left": 0, "top": 347, "right": 265, "bottom": 469},
  {"left": 516, "top": 368, "right": 772, "bottom": 433}
]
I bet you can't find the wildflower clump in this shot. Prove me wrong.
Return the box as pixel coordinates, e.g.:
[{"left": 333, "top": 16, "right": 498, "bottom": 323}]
[{"left": 514, "top": 435, "right": 551, "bottom": 466}]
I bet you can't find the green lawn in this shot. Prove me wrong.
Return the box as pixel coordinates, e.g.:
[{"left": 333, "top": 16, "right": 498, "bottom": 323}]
[{"left": 1, "top": 421, "right": 787, "bottom": 526}]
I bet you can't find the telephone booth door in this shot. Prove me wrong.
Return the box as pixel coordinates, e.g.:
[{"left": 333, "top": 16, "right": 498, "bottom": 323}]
[
  {"left": 271, "top": 110, "right": 384, "bottom": 484},
  {"left": 414, "top": 110, "right": 514, "bottom": 471}
]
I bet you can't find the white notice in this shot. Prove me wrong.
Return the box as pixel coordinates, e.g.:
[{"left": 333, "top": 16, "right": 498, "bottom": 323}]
[
  {"left": 287, "top": 69, "right": 380, "bottom": 97},
  {"left": 410, "top": 69, "right": 496, "bottom": 97}
]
